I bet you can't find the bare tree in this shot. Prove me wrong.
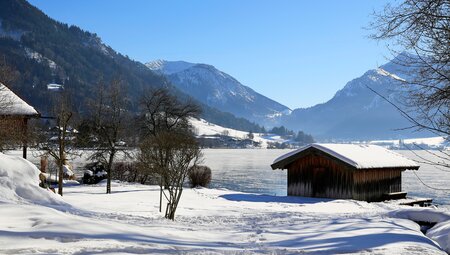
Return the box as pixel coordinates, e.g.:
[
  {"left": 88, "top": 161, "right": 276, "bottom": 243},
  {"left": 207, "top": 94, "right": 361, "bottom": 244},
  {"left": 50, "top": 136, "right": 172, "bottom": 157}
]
[
  {"left": 138, "top": 88, "right": 202, "bottom": 220},
  {"left": 88, "top": 79, "right": 131, "bottom": 194},
  {"left": 139, "top": 130, "right": 202, "bottom": 220},
  {"left": 370, "top": 0, "right": 449, "bottom": 137},
  {"left": 40, "top": 92, "right": 76, "bottom": 196},
  {"left": 370, "top": 0, "right": 450, "bottom": 190},
  {"left": 139, "top": 88, "right": 201, "bottom": 137}
]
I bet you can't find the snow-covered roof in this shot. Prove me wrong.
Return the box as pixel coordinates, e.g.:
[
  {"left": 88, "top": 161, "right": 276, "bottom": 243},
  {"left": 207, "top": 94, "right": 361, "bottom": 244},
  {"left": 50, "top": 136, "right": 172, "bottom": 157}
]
[
  {"left": 0, "top": 82, "right": 39, "bottom": 116},
  {"left": 272, "top": 143, "right": 420, "bottom": 170}
]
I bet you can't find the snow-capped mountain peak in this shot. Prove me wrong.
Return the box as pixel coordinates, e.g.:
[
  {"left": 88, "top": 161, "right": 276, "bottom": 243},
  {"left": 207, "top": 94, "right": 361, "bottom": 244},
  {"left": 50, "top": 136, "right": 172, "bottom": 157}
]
[
  {"left": 145, "top": 60, "right": 291, "bottom": 126},
  {"left": 146, "top": 60, "right": 196, "bottom": 75}
]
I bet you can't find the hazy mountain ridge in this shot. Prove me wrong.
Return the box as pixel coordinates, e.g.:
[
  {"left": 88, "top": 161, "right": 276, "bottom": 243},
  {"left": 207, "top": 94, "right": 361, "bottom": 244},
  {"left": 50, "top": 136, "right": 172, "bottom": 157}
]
[
  {"left": 146, "top": 60, "right": 291, "bottom": 126},
  {"left": 280, "top": 57, "right": 431, "bottom": 140}
]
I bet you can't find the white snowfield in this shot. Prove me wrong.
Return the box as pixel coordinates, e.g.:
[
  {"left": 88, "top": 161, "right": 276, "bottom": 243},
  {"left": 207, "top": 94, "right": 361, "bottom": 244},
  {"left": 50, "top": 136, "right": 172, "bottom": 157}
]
[
  {"left": 0, "top": 82, "right": 39, "bottom": 116},
  {"left": 273, "top": 143, "right": 419, "bottom": 169},
  {"left": 0, "top": 153, "right": 449, "bottom": 254},
  {"left": 191, "top": 118, "right": 289, "bottom": 148}
]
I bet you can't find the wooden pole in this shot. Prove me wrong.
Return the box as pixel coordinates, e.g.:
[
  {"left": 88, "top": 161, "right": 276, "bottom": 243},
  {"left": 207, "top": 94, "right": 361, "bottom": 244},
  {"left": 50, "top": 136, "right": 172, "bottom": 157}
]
[
  {"left": 22, "top": 118, "right": 28, "bottom": 159},
  {"left": 159, "top": 177, "right": 163, "bottom": 212}
]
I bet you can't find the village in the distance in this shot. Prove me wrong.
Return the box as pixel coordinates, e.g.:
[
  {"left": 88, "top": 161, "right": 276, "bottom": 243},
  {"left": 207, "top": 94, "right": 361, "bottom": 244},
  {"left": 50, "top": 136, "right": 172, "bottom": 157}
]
[{"left": 0, "top": 0, "right": 449, "bottom": 254}]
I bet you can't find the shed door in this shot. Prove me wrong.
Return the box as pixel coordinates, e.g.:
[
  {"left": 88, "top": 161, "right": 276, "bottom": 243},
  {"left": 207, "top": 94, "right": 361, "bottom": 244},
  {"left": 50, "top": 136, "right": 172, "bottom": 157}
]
[{"left": 312, "top": 167, "right": 327, "bottom": 197}]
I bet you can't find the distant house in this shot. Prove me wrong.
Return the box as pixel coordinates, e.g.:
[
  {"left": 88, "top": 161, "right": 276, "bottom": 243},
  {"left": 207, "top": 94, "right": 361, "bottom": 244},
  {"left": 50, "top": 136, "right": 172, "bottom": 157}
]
[
  {"left": 271, "top": 143, "right": 419, "bottom": 202},
  {"left": 0, "top": 82, "right": 40, "bottom": 158}
]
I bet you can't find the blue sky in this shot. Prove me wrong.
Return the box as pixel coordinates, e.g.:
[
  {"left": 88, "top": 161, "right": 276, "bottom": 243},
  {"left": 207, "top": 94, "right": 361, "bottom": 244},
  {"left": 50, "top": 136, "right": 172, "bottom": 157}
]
[{"left": 28, "top": 0, "right": 392, "bottom": 109}]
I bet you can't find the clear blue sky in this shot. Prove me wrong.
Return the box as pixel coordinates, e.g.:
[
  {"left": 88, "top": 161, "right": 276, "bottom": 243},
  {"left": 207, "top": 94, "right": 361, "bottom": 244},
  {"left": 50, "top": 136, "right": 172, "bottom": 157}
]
[{"left": 28, "top": 0, "right": 393, "bottom": 109}]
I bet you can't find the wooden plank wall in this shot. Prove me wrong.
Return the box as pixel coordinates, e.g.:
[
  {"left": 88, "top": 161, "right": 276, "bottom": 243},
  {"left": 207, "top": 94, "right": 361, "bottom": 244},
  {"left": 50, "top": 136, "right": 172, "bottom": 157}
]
[
  {"left": 287, "top": 152, "right": 403, "bottom": 202},
  {"left": 287, "top": 154, "right": 353, "bottom": 199},
  {"left": 352, "top": 169, "right": 401, "bottom": 202},
  {"left": 0, "top": 117, "right": 27, "bottom": 147}
]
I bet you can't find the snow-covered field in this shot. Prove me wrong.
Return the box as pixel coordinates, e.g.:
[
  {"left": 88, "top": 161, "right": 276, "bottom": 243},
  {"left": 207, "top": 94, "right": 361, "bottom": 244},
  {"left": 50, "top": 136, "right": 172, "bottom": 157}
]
[
  {"left": 369, "top": 136, "right": 448, "bottom": 150},
  {"left": 191, "top": 118, "right": 289, "bottom": 147},
  {"left": 1, "top": 152, "right": 450, "bottom": 254}
]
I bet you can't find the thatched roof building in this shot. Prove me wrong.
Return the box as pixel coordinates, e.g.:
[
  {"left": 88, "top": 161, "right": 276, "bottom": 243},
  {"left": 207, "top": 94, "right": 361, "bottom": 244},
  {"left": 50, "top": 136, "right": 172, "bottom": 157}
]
[{"left": 272, "top": 143, "right": 419, "bottom": 202}]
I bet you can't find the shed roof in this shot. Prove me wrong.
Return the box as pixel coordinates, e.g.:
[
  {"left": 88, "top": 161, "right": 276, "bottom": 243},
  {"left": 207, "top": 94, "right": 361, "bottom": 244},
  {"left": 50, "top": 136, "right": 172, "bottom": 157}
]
[
  {"left": 271, "top": 143, "right": 420, "bottom": 170},
  {"left": 0, "top": 82, "right": 39, "bottom": 117}
]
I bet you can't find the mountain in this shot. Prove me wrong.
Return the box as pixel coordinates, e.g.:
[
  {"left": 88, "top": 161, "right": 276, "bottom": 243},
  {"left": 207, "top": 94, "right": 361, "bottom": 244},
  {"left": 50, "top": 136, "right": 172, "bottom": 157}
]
[
  {"left": 280, "top": 55, "right": 432, "bottom": 140},
  {"left": 146, "top": 60, "right": 291, "bottom": 126},
  {"left": 0, "top": 0, "right": 264, "bottom": 132}
]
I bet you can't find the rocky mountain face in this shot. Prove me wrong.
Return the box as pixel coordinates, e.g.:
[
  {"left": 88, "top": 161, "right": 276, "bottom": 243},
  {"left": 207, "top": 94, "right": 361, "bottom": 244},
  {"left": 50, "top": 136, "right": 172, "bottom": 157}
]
[
  {"left": 146, "top": 60, "right": 291, "bottom": 126},
  {"left": 280, "top": 56, "right": 431, "bottom": 140}
]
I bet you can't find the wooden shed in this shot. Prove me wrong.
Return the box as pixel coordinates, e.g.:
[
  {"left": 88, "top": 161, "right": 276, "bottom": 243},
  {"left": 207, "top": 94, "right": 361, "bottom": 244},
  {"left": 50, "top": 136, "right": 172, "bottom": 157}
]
[
  {"left": 271, "top": 143, "right": 419, "bottom": 202},
  {"left": 0, "top": 82, "right": 40, "bottom": 158}
]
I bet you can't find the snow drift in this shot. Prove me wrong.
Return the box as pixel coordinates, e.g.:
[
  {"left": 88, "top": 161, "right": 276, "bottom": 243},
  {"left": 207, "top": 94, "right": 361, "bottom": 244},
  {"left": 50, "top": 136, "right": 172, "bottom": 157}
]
[
  {"left": 389, "top": 208, "right": 450, "bottom": 253},
  {"left": 0, "top": 153, "right": 63, "bottom": 205}
]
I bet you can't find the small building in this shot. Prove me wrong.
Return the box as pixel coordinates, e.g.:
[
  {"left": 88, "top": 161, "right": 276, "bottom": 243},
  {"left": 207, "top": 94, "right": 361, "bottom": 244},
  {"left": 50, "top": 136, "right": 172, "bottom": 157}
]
[
  {"left": 0, "top": 82, "right": 40, "bottom": 158},
  {"left": 271, "top": 143, "right": 419, "bottom": 202}
]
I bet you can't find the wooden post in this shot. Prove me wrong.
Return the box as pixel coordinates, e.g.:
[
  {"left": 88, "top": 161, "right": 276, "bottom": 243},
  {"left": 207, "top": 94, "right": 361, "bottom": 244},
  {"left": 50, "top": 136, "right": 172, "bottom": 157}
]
[
  {"left": 159, "top": 177, "right": 163, "bottom": 212},
  {"left": 22, "top": 118, "right": 28, "bottom": 159}
]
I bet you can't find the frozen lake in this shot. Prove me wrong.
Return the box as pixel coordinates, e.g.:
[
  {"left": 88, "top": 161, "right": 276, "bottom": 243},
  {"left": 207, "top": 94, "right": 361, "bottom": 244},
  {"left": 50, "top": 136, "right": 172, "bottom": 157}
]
[
  {"left": 6, "top": 148, "right": 450, "bottom": 206},
  {"left": 202, "top": 149, "right": 450, "bottom": 207},
  {"left": 202, "top": 149, "right": 288, "bottom": 196}
]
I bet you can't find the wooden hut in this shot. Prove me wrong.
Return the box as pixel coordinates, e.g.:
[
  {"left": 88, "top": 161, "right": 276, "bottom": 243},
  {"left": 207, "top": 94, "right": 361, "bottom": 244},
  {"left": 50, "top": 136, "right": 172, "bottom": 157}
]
[
  {"left": 0, "top": 82, "right": 39, "bottom": 158},
  {"left": 271, "top": 143, "right": 419, "bottom": 202}
]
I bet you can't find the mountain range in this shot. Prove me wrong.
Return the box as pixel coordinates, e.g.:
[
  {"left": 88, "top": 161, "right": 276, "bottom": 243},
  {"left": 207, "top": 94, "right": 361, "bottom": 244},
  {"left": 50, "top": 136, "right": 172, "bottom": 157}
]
[
  {"left": 279, "top": 56, "right": 431, "bottom": 140},
  {"left": 146, "top": 60, "right": 291, "bottom": 126},
  {"left": 0, "top": 0, "right": 265, "bottom": 133},
  {"left": 148, "top": 57, "right": 431, "bottom": 140},
  {"left": 0, "top": 0, "right": 432, "bottom": 141}
]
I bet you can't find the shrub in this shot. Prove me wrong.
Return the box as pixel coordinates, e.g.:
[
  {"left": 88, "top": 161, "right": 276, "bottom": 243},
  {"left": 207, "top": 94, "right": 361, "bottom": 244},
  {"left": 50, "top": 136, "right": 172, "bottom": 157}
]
[
  {"left": 81, "top": 162, "right": 107, "bottom": 184},
  {"left": 188, "top": 165, "right": 212, "bottom": 188},
  {"left": 112, "top": 161, "right": 158, "bottom": 184}
]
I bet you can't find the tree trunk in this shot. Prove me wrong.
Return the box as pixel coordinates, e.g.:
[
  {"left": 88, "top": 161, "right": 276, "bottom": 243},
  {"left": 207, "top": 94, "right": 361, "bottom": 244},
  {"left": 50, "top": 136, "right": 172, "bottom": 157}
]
[
  {"left": 166, "top": 188, "right": 183, "bottom": 220},
  {"left": 58, "top": 126, "right": 64, "bottom": 196},
  {"left": 106, "top": 151, "right": 115, "bottom": 194},
  {"left": 58, "top": 160, "right": 63, "bottom": 196}
]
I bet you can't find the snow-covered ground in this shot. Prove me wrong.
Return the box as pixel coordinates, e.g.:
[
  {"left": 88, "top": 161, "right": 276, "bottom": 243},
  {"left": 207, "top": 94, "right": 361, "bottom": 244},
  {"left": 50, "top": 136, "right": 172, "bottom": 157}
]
[
  {"left": 369, "top": 136, "right": 448, "bottom": 150},
  {"left": 191, "top": 118, "right": 289, "bottom": 148},
  {"left": 1, "top": 152, "right": 450, "bottom": 254}
]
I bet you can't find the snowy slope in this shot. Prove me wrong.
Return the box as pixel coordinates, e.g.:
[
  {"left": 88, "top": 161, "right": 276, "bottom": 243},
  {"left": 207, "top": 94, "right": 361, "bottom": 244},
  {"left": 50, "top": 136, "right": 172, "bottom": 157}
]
[
  {"left": 147, "top": 60, "right": 291, "bottom": 126},
  {"left": 191, "top": 118, "right": 289, "bottom": 148},
  {"left": 0, "top": 152, "right": 63, "bottom": 205},
  {"left": 369, "top": 136, "right": 449, "bottom": 150}
]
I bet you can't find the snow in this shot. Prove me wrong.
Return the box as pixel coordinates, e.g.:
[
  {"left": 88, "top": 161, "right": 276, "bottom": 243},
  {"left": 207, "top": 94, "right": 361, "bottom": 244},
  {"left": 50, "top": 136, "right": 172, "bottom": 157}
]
[
  {"left": 47, "top": 83, "right": 63, "bottom": 91},
  {"left": 146, "top": 59, "right": 196, "bottom": 75},
  {"left": 0, "top": 152, "right": 63, "bottom": 205},
  {"left": 1, "top": 152, "right": 449, "bottom": 254},
  {"left": 191, "top": 118, "right": 289, "bottom": 148},
  {"left": 377, "top": 68, "right": 407, "bottom": 82},
  {"left": 369, "top": 136, "right": 448, "bottom": 150},
  {"left": 63, "top": 164, "right": 74, "bottom": 177},
  {"left": 25, "top": 48, "right": 58, "bottom": 70},
  {"left": 273, "top": 143, "right": 419, "bottom": 169},
  {"left": 0, "top": 82, "right": 39, "bottom": 116},
  {"left": 389, "top": 208, "right": 450, "bottom": 253}
]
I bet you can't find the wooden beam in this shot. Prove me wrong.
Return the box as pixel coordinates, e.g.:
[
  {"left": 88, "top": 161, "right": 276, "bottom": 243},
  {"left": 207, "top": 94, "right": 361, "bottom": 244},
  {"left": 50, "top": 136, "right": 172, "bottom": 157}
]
[{"left": 22, "top": 118, "right": 28, "bottom": 159}]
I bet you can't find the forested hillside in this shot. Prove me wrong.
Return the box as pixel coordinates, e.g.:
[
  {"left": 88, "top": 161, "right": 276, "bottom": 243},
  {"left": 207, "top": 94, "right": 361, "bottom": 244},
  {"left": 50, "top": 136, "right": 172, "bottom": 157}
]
[{"left": 0, "top": 0, "right": 264, "bottom": 132}]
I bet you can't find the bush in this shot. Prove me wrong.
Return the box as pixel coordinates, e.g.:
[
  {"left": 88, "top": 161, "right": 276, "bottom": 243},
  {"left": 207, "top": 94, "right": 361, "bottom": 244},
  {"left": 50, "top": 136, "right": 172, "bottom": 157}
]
[
  {"left": 81, "top": 162, "right": 107, "bottom": 184},
  {"left": 188, "top": 165, "right": 212, "bottom": 188},
  {"left": 112, "top": 161, "right": 158, "bottom": 185}
]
